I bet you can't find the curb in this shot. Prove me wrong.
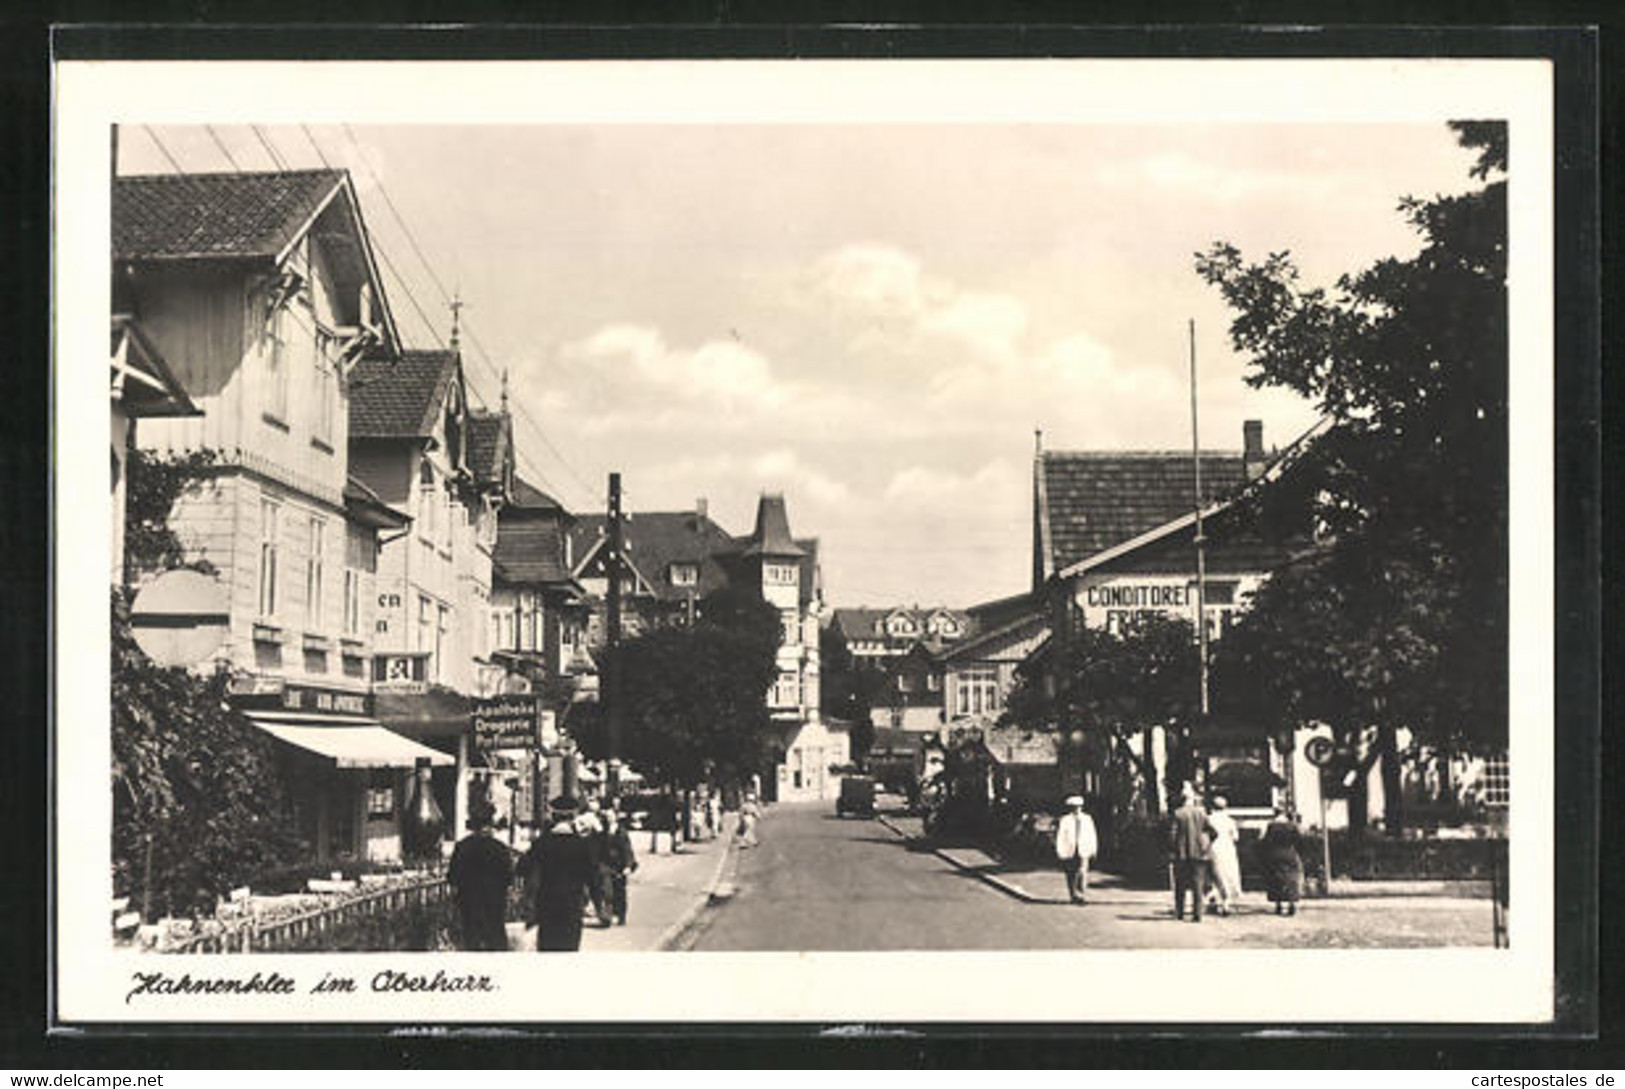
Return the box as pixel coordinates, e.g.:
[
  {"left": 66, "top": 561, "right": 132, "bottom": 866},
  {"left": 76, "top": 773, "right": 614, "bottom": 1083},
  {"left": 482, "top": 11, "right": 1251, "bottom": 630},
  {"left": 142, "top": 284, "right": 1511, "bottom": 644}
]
[
  {"left": 875, "top": 813, "right": 1048, "bottom": 905},
  {"left": 654, "top": 824, "right": 741, "bottom": 951}
]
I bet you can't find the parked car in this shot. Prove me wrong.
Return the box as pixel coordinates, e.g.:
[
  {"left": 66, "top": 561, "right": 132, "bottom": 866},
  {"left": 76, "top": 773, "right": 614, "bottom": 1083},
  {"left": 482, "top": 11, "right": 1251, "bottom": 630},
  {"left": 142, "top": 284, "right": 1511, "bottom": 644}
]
[{"left": 836, "top": 775, "right": 876, "bottom": 818}]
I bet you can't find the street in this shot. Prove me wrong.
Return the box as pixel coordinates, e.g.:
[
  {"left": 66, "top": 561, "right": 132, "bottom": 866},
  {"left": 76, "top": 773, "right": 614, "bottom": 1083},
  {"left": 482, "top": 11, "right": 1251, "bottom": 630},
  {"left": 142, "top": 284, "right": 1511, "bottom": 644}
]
[{"left": 681, "top": 799, "right": 1496, "bottom": 951}]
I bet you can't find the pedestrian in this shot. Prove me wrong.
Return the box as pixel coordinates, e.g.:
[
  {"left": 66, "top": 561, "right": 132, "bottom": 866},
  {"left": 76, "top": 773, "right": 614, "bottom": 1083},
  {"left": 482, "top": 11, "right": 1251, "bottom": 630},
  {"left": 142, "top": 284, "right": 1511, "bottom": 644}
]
[
  {"left": 601, "top": 806, "right": 638, "bottom": 925},
  {"left": 1260, "top": 805, "right": 1306, "bottom": 916},
  {"left": 707, "top": 790, "right": 722, "bottom": 841},
  {"left": 1053, "top": 795, "right": 1098, "bottom": 905},
  {"left": 581, "top": 797, "right": 611, "bottom": 927},
  {"left": 521, "top": 795, "right": 597, "bottom": 952},
  {"left": 1167, "top": 788, "right": 1217, "bottom": 922},
  {"left": 1206, "top": 795, "right": 1243, "bottom": 916},
  {"left": 736, "top": 792, "right": 761, "bottom": 848},
  {"left": 446, "top": 799, "right": 512, "bottom": 951}
]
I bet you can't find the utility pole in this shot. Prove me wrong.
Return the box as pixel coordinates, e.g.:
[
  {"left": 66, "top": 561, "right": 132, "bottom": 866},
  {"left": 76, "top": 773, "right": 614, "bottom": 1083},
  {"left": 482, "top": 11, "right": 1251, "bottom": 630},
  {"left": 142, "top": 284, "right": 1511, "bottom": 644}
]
[
  {"left": 604, "top": 472, "right": 625, "bottom": 800},
  {"left": 1189, "top": 319, "right": 1211, "bottom": 720}
]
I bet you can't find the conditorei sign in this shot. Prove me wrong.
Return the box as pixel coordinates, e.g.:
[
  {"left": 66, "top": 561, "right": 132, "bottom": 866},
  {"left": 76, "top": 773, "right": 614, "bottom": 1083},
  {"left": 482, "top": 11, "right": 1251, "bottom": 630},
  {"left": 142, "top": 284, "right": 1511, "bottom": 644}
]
[{"left": 472, "top": 696, "right": 542, "bottom": 752}]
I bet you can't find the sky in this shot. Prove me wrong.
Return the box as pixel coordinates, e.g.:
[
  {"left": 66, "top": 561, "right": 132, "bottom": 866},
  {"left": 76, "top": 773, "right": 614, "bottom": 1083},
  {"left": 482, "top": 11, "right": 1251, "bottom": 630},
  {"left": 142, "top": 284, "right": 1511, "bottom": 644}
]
[{"left": 120, "top": 122, "right": 1483, "bottom": 608}]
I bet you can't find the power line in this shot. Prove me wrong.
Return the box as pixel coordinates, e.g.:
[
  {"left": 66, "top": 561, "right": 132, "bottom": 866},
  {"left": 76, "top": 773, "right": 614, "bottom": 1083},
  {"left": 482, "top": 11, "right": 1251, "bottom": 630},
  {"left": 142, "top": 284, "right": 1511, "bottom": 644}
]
[
  {"left": 322, "top": 124, "right": 598, "bottom": 507},
  {"left": 300, "top": 124, "right": 333, "bottom": 168},
  {"left": 250, "top": 125, "right": 290, "bottom": 172},
  {"left": 204, "top": 125, "right": 242, "bottom": 171},
  {"left": 141, "top": 125, "right": 185, "bottom": 174}
]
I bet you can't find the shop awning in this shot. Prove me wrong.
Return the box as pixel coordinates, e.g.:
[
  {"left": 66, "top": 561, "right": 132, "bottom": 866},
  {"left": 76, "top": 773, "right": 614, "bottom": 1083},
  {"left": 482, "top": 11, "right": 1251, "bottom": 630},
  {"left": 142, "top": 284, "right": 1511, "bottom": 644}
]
[{"left": 246, "top": 713, "right": 454, "bottom": 769}]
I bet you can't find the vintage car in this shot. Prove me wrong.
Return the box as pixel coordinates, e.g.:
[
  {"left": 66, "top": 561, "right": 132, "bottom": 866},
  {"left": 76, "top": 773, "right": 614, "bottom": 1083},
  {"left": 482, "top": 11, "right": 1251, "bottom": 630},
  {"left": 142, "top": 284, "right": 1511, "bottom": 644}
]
[{"left": 835, "top": 774, "right": 877, "bottom": 818}]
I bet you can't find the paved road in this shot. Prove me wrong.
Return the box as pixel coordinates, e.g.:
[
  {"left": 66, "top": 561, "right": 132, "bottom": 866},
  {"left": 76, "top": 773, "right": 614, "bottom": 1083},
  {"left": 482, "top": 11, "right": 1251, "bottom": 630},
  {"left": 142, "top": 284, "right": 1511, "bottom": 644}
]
[{"left": 683, "top": 799, "right": 1495, "bottom": 951}]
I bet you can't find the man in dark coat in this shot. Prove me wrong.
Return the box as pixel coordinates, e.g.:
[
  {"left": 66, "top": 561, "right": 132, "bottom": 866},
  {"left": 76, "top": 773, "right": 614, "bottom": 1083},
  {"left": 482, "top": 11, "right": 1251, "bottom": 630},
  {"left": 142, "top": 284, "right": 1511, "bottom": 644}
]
[
  {"left": 447, "top": 800, "right": 513, "bottom": 951},
  {"left": 600, "top": 806, "right": 638, "bottom": 925},
  {"left": 1167, "top": 788, "right": 1217, "bottom": 922},
  {"left": 521, "top": 795, "right": 597, "bottom": 952}
]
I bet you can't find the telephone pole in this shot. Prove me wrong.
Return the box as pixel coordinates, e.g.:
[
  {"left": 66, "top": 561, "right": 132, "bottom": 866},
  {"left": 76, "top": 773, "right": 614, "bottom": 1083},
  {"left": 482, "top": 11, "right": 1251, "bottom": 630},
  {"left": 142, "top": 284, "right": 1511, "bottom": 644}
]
[
  {"left": 1188, "top": 319, "right": 1211, "bottom": 719},
  {"left": 604, "top": 472, "right": 625, "bottom": 798}
]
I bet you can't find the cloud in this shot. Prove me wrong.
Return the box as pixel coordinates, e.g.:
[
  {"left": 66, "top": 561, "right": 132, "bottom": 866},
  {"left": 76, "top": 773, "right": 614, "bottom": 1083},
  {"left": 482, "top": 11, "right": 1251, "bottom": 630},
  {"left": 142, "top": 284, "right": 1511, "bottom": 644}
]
[{"left": 570, "top": 324, "right": 789, "bottom": 412}]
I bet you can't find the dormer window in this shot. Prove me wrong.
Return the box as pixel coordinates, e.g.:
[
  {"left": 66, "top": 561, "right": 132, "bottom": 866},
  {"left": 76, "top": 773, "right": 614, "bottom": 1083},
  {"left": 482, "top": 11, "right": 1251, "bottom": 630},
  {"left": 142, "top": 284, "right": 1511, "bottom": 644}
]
[{"left": 670, "top": 563, "right": 699, "bottom": 588}]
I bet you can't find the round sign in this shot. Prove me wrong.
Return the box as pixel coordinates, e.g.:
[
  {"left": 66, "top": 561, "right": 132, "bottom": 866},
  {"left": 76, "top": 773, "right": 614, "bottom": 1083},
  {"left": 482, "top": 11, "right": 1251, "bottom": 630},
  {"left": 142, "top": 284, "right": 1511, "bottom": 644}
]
[
  {"left": 129, "top": 568, "right": 229, "bottom": 667},
  {"left": 1303, "top": 735, "right": 1336, "bottom": 768}
]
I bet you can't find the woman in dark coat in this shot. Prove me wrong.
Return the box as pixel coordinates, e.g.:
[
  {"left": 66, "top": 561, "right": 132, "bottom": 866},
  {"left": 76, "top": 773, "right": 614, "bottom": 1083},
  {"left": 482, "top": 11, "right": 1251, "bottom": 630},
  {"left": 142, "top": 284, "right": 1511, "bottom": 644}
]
[
  {"left": 521, "top": 796, "right": 597, "bottom": 951},
  {"left": 1260, "top": 806, "right": 1306, "bottom": 915}
]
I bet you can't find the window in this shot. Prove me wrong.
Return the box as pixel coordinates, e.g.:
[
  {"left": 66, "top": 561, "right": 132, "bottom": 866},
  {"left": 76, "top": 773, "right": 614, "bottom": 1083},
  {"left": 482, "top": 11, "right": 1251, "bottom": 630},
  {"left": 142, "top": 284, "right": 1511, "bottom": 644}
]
[
  {"left": 773, "top": 671, "right": 800, "bottom": 708},
  {"left": 1482, "top": 757, "right": 1510, "bottom": 808},
  {"left": 343, "top": 568, "right": 360, "bottom": 635},
  {"left": 764, "top": 562, "right": 797, "bottom": 586},
  {"left": 956, "top": 665, "right": 1000, "bottom": 718},
  {"left": 437, "top": 605, "right": 451, "bottom": 681},
  {"left": 417, "top": 595, "right": 433, "bottom": 656},
  {"left": 418, "top": 462, "right": 436, "bottom": 543},
  {"left": 489, "top": 609, "right": 504, "bottom": 653},
  {"left": 265, "top": 305, "right": 288, "bottom": 422},
  {"left": 258, "top": 499, "right": 280, "bottom": 618},
  {"left": 313, "top": 352, "right": 335, "bottom": 447},
  {"left": 670, "top": 563, "right": 698, "bottom": 588},
  {"left": 305, "top": 517, "right": 325, "bottom": 629},
  {"left": 781, "top": 610, "right": 799, "bottom": 646},
  {"left": 441, "top": 487, "right": 454, "bottom": 554}
]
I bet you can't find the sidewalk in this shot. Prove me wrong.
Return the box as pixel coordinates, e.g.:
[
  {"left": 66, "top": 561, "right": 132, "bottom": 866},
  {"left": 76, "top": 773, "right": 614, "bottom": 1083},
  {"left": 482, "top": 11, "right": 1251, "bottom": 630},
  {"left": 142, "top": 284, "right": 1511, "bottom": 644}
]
[
  {"left": 505, "top": 819, "right": 736, "bottom": 952},
  {"left": 877, "top": 811, "right": 1492, "bottom": 907}
]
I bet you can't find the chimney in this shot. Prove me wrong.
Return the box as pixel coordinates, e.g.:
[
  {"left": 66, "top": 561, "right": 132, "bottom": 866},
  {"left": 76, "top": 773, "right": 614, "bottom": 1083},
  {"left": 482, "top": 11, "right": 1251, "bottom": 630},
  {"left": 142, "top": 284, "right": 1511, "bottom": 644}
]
[
  {"left": 1243, "top": 420, "right": 1266, "bottom": 480},
  {"left": 695, "top": 497, "right": 708, "bottom": 523}
]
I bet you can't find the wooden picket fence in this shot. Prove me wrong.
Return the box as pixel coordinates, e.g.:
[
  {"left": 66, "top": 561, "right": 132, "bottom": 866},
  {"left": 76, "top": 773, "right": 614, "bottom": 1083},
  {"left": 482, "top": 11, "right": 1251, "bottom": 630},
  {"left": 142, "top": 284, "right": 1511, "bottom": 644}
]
[{"left": 169, "top": 876, "right": 449, "bottom": 954}]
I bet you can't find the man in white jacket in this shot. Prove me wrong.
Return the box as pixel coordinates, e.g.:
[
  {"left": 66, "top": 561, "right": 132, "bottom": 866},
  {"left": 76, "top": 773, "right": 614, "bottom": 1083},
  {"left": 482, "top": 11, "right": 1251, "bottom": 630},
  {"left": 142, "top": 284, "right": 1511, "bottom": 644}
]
[{"left": 1054, "top": 795, "right": 1098, "bottom": 905}]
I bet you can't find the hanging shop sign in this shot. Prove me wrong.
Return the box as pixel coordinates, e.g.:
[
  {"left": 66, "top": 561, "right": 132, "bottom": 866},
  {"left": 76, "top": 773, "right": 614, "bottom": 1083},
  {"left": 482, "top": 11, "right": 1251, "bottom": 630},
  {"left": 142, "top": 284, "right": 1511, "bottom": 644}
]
[{"left": 473, "top": 695, "right": 542, "bottom": 753}]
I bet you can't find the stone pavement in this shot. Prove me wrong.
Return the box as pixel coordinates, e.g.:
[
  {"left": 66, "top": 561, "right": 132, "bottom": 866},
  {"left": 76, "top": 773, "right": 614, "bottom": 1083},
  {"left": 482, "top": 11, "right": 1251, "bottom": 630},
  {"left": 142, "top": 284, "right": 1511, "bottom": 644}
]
[{"left": 505, "top": 817, "right": 737, "bottom": 952}]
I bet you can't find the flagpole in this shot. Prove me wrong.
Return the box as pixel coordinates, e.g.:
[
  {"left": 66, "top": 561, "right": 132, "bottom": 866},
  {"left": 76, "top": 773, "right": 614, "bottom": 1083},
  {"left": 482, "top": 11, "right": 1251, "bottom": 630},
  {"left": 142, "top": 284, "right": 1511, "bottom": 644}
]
[{"left": 1189, "top": 319, "right": 1210, "bottom": 719}]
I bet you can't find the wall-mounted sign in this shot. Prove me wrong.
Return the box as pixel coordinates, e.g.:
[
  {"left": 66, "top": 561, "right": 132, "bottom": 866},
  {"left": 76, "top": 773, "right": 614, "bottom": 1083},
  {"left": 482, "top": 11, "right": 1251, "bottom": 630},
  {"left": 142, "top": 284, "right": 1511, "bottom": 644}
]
[
  {"left": 129, "top": 569, "right": 229, "bottom": 666},
  {"left": 234, "top": 682, "right": 373, "bottom": 718},
  {"left": 473, "top": 696, "right": 541, "bottom": 752}
]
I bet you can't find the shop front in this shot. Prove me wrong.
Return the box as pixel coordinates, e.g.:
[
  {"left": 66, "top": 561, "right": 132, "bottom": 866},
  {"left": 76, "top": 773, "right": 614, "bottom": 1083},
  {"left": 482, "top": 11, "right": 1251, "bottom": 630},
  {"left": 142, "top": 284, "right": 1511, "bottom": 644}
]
[{"left": 234, "top": 682, "right": 453, "bottom": 863}]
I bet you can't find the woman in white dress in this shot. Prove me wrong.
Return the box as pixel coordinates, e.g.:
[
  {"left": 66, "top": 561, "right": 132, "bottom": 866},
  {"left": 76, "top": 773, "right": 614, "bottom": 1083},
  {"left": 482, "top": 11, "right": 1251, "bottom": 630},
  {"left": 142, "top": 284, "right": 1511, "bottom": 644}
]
[{"left": 1207, "top": 795, "right": 1244, "bottom": 916}]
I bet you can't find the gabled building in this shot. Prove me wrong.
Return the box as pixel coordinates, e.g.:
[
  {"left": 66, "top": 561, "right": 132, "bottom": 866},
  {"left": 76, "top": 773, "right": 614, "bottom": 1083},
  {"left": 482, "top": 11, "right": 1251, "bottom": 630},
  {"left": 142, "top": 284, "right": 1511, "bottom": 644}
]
[
  {"left": 114, "top": 168, "right": 451, "bottom": 864},
  {"left": 565, "top": 493, "right": 840, "bottom": 801},
  {"left": 348, "top": 347, "right": 513, "bottom": 836},
  {"left": 939, "top": 607, "right": 1050, "bottom": 729},
  {"left": 490, "top": 476, "right": 588, "bottom": 689},
  {"left": 1029, "top": 419, "right": 1316, "bottom": 818},
  {"left": 568, "top": 499, "right": 739, "bottom": 644},
  {"left": 828, "top": 605, "right": 972, "bottom": 661}
]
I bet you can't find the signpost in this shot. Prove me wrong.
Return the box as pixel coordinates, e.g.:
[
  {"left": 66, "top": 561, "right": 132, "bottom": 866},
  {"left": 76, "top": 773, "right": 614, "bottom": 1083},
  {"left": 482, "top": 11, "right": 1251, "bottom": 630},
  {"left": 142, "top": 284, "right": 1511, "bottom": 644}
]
[
  {"left": 472, "top": 695, "right": 542, "bottom": 753},
  {"left": 1304, "top": 734, "right": 1337, "bottom": 893}
]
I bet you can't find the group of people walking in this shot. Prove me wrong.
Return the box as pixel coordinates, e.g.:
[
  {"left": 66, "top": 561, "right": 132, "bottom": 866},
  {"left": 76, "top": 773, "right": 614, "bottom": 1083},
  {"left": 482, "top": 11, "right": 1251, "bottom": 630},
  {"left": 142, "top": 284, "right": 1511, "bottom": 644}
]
[
  {"left": 1055, "top": 790, "right": 1307, "bottom": 920},
  {"left": 446, "top": 792, "right": 640, "bottom": 953}
]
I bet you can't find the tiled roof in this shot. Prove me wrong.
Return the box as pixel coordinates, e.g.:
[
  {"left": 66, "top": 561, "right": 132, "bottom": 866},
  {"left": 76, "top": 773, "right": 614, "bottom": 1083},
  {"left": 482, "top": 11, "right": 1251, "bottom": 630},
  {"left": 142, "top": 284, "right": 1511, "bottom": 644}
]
[
  {"left": 1039, "top": 451, "right": 1250, "bottom": 576},
  {"left": 829, "top": 606, "right": 973, "bottom": 643},
  {"left": 493, "top": 514, "right": 574, "bottom": 587},
  {"left": 740, "top": 494, "right": 804, "bottom": 557},
  {"left": 113, "top": 170, "right": 346, "bottom": 261},
  {"left": 349, "top": 350, "right": 457, "bottom": 439},
  {"left": 466, "top": 410, "right": 510, "bottom": 486},
  {"left": 510, "top": 476, "right": 564, "bottom": 512},
  {"left": 570, "top": 510, "right": 740, "bottom": 603},
  {"left": 940, "top": 610, "right": 1048, "bottom": 664}
]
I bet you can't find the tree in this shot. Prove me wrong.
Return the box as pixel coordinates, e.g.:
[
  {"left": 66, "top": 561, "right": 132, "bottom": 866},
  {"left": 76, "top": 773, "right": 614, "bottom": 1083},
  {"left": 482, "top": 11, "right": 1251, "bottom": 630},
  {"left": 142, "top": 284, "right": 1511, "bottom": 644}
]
[
  {"left": 113, "top": 446, "right": 302, "bottom": 918},
  {"left": 111, "top": 590, "right": 304, "bottom": 919},
  {"left": 122, "top": 448, "right": 216, "bottom": 583},
  {"left": 597, "top": 586, "right": 780, "bottom": 791},
  {"left": 1004, "top": 614, "right": 1201, "bottom": 819},
  {"left": 819, "top": 624, "right": 875, "bottom": 767},
  {"left": 1197, "top": 123, "right": 1509, "bottom": 831}
]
